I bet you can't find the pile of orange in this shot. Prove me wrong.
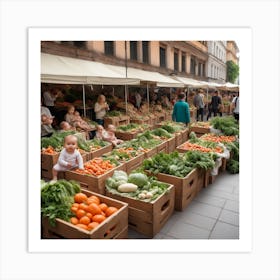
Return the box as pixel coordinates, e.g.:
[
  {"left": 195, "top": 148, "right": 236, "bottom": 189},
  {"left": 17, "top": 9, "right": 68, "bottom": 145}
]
[{"left": 70, "top": 192, "right": 118, "bottom": 231}]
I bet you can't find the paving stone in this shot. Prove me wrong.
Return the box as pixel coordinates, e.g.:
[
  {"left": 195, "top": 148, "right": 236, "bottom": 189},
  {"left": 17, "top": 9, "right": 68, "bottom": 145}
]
[
  {"left": 224, "top": 200, "right": 239, "bottom": 213},
  {"left": 185, "top": 201, "right": 222, "bottom": 219},
  {"left": 178, "top": 211, "right": 217, "bottom": 231},
  {"left": 219, "top": 209, "right": 239, "bottom": 226},
  {"left": 210, "top": 221, "right": 239, "bottom": 239},
  {"left": 211, "top": 184, "right": 235, "bottom": 194},
  {"left": 194, "top": 192, "right": 226, "bottom": 207},
  {"left": 127, "top": 229, "right": 149, "bottom": 239},
  {"left": 205, "top": 189, "right": 239, "bottom": 201},
  {"left": 167, "top": 221, "right": 210, "bottom": 239}
]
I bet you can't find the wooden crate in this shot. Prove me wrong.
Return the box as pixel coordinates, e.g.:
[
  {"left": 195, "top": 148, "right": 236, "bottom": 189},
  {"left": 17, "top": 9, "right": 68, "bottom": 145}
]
[
  {"left": 153, "top": 169, "right": 198, "bottom": 211},
  {"left": 118, "top": 115, "right": 130, "bottom": 126},
  {"left": 124, "top": 153, "right": 145, "bottom": 174},
  {"left": 104, "top": 116, "right": 120, "bottom": 129},
  {"left": 190, "top": 125, "right": 210, "bottom": 135},
  {"left": 181, "top": 128, "right": 189, "bottom": 143},
  {"left": 64, "top": 164, "right": 125, "bottom": 195},
  {"left": 144, "top": 147, "right": 158, "bottom": 159},
  {"left": 42, "top": 189, "right": 128, "bottom": 239},
  {"left": 130, "top": 118, "right": 150, "bottom": 125},
  {"left": 175, "top": 132, "right": 183, "bottom": 147},
  {"left": 41, "top": 153, "right": 87, "bottom": 180},
  {"left": 156, "top": 141, "right": 168, "bottom": 154},
  {"left": 115, "top": 130, "right": 139, "bottom": 141},
  {"left": 167, "top": 137, "right": 176, "bottom": 153},
  {"left": 87, "top": 144, "right": 113, "bottom": 161},
  {"left": 106, "top": 184, "right": 175, "bottom": 238},
  {"left": 219, "top": 157, "right": 227, "bottom": 173},
  {"left": 148, "top": 115, "right": 157, "bottom": 128},
  {"left": 155, "top": 113, "right": 166, "bottom": 123}
]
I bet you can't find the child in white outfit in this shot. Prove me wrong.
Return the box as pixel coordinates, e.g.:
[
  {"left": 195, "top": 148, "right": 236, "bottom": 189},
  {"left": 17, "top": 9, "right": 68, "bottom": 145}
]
[{"left": 52, "top": 135, "right": 84, "bottom": 181}]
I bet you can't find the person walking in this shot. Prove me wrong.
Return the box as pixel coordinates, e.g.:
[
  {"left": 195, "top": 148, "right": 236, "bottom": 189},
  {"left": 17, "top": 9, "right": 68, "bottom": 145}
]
[
  {"left": 231, "top": 92, "right": 239, "bottom": 121},
  {"left": 172, "top": 93, "right": 190, "bottom": 125},
  {"left": 193, "top": 90, "right": 205, "bottom": 121},
  {"left": 207, "top": 90, "right": 221, "bottom": 120}
]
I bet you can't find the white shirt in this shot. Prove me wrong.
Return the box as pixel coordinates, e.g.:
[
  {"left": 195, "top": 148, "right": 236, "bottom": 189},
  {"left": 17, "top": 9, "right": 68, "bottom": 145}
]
[
  {"left": 232, "top": 96, "right": 239, "bottom": 113},
  {"left": 58, "top": 148, "right": 84, "bottom": 169},
  {"left": 94, "top": 102, "right": 108, "bottom": 119}
]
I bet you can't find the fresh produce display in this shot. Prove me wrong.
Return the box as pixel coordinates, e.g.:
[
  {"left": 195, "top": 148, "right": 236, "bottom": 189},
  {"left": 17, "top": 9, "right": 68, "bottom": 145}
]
[
  {"left": 210, "top": 116, "right": 239, "bottom": 136},
  {"left": 41, "top": 131, "right": 76, "bottom": 150},
  {"left": 41, "top": 146, "right": 58, "bottom": 155},
  {"left": 151, "top": 128, "right": 173, "bottom": 139},
  {"left": 191, "top": 122, "right": 210, "bottom": 128},
  {"left": 74, "top": 158, "right": 117, "bottom": 176},
  {"left": 117, "top": 123, "right": 148, "bottom": 132},
  {"left": 105, "top": 170, "right": 170, "bottom": 202},
  {"left": 103, "top": 147, "right": 143, "bottom": 162},
  {"left": 69, "top": 192, "right": 119, "bottom": 231},
  {"left": 87, "top": 138, "right": 110, "bottom": 151},
  {"left": 105, "top": 110, "right": 123, "bottom": 117},
  {"left": 226, "top": 159, "right": 239, "bottom": 174},
  {"left": 158, "top": 121, "right": 186, "bottom": 133},
  {"left": 179, "top": 142, "right": 223, "bottom": 154},
  {"left": 200, "top": 134, "right": 236, "bottom": 143},
  {"left": 41, "top": 179, "right": 81, "bottom": 226},
  {"left": 142, "top": 151, "right": 216, "bottom": 177}
]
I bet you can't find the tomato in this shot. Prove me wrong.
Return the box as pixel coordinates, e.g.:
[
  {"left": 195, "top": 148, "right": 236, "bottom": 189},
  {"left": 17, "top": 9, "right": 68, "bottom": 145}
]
[
  {"left": 105, "top": 207, "right": 118, "bottom": 217},
  {"left": 87, "top": 203, "right": 102, "bottom": 215},
  {"left": 76, "top": 209, "right": 86, "bottom": 219},
  {"left": 74, "top": 193, "right": 88, "bottom": 203}
]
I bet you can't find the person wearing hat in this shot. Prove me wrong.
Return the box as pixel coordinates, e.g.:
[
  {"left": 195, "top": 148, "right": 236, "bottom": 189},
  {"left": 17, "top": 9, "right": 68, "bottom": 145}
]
[{"left": 193, "top": 89, "right": 205, "bottom": 121}]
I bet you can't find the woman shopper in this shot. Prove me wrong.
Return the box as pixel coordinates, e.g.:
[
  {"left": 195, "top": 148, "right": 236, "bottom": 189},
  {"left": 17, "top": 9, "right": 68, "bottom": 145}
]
[
  {"left": 172, "top": 93, "right": 190, "bottom": 126},
  {"left": 94, "top": 94, "right": 109, "bottom": 126}
]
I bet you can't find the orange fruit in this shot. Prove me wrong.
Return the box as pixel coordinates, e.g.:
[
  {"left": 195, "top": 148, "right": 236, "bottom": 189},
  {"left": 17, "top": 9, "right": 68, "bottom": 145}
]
[
  {"left": 76, "top": 209, "right": 86, "bottom": 219},
  {"left": 79, "top": 203, "right": 89, "bottom": 212},
  {"left": 79, "top": 216, "right": 91, "bottom": 225},
  {"left": 99, "top": 203, "right": 108, "bottom": 212},
  {"left": 105, "top": 207, "right": 118, "bottom": 217},
  {"left": 70, "top": 217, "right": 79, "bottom": 225},
  {"left": 74, "top": 193, "right": 88, "bottom": 203},
  {"left": 71, "top": 206, "right": 78, "bottom": 214},
  {"left": 87, "top": 203, "right": 102, "bottom": 215},
  {"left": 87, "top": 195, "right": 100, "bottom": 205},
  {"left": 92, "top": 214, "right": 106, "bottom": 223},
  {"left": 88, "top": 222, "right": 99, "bottom": 231},
  {"left": 76, "top": 224, "right": 89, "bottom": 230},
  {"left": 86, "top": 212, "right": 93, "bottom": 219},
  {"left": 72, "top": 203, "right": 80, "bottom": 208}
]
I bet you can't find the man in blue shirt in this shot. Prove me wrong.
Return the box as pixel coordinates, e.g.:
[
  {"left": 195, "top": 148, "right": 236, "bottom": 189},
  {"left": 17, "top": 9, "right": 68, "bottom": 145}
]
[{"left": 172, "top": 93, "right": 190, "bottom": 125}]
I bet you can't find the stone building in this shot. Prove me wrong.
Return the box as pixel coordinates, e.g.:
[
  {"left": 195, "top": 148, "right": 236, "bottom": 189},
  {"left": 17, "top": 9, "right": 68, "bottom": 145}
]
[
  {"left": 226, "top": 41, "right": 239, "bottom": 64},
  {"left": 207, "top": 41, "right": 227, "bottom": 83}
]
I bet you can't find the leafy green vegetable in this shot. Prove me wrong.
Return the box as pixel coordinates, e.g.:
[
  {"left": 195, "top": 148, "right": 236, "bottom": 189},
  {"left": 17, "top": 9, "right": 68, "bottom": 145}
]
[
  {"left": 210, "top": 116, "right": 239, "bottom": 136},
  {"left": 128, "top": 173, "right": 148, "bottom": 187},
  {"left": 226, "top": 159, "right": 239, "bottom": 174},
  {"left": 41, "top": 180, "right": 81, "bottom": 226},
  {"left": 151, "top": 128, "right": 173, "bottom": 138}
]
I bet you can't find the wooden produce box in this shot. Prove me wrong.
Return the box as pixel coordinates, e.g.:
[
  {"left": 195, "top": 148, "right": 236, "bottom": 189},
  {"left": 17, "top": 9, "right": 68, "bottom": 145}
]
[
  {"left": 104, "top": 116, "right": 120, "bottom": 129},
  {"left": 149, "top": 115, "right": 157, "bottom": 128},
  {"left": 181, "top": 128, "right": 189, "bottom": 143},
  {"left": 175, "top": 132, "right": 183, "bottom": 147},
  {"left": 124, "top": 153, "right": 145, "bottom": 174},
  {"left": 196, "top": 169, "right": 211, "bottom": 194},
  {"left": 87, "top": 144, "right": 113, "bottom": 161},
  {"left": 156, "top": 140, "right": 168, "bottom": 154},
  {"left": 41, "top": 152, "right": 87, "bottom": 180},
  {"left": 118, "top": 115, "right": 130, "bottom": 126},
  {"left": 42, "top": 189, "right": 128, "bottom": 239},
  {"left": 115, "top": 130, "right": 139, "bottom": 141},
  {"left": 219, "top": 157, "right": 227, "bottom": 173},
  {"left": 64, "top": 164, "right": 125, "bottom": 195},
  {"left": 130, "top": 118, "right": 150, "bottom": 125},
  {"left": 152, "top": 168, "right": 198, "bottom": 211},
  {"left": 144, "top": 146, "right": 158, "bottom": 159},
  {"left": 155, "top": 112, "right": 166, "bottom": 123},
  {"left": 167, "top": 136, "right": 176, "bottom": 153},
  {"left": 106, "top": 184, "right": 175, "bottom": 238},
  {"left": 190, "top": 125, "right": 210, "bottom": 135}
]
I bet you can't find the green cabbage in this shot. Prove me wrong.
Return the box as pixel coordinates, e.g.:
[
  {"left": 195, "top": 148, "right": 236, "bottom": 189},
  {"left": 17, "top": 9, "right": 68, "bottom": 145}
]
[{"left": 128, "top": 173, "right": 148, "bottom": 187}]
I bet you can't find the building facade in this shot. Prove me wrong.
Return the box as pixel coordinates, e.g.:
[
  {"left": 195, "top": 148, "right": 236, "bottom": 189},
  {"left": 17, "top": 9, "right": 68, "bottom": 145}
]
[
  {"left": 207, "top": 41, "right": 227, "bottom": 83},
  {"left": 226, "top": 41, "right": 239, "bottom": 64},
  {"left": 41, "top": 41, "right": 209, "bottom": 81}
]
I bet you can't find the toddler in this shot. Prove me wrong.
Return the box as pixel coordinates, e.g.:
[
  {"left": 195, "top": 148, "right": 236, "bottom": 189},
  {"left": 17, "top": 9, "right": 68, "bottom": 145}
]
[
  {"left": 52, "top": 135, "right": 84, "bottom": 181},
  {"left": 59, "top": 121, "right": 75, "bottom": 132},
  {"left": 104, "top": 124, "right": 124, "bottom": 147},
  {"left": 95, "top": 125, "right": 106, "bottom": 140},
  {"left": 73, "top": 111, "right": 92, "bottom": 131}
]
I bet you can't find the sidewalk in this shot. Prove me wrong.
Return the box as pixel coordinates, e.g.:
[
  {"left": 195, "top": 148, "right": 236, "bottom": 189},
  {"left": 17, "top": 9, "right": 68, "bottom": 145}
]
[{"left": 128, "top": 171, "right": 239, "bottom": 239}]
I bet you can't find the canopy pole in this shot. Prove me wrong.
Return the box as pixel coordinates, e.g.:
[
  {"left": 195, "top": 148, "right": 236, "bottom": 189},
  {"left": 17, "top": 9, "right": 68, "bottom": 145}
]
[
  {"left": 146, "top": 83, "right": 149, "bottom": 113},
  {"left": 82, "top": 84, "right": 86, "bottom": 118},
  {"left": 206, "top": 86, "right": 209, "bottom": 112}
]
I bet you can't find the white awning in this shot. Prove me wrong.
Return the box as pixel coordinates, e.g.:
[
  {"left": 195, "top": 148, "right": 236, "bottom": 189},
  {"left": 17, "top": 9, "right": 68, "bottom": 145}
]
[
  {"left": 218, "top": 82, "right": 239, "bottom": 91},
  {"left": 41, "top": 53, "right": 140, "bottom": 85},
  {"left": 173, "top": 76, "right": 207, "bottom": 88}
]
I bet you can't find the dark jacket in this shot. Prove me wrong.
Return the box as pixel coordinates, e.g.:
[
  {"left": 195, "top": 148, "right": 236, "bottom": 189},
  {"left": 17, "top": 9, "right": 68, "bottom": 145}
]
[{"left": 211, "top": 95, "right": 221, "bottom": 110}]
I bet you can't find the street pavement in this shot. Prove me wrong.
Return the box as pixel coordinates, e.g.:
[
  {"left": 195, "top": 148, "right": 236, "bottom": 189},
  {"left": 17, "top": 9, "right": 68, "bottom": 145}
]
[{"left": 128, "top": 171, "right": 239, "bottom": 239}]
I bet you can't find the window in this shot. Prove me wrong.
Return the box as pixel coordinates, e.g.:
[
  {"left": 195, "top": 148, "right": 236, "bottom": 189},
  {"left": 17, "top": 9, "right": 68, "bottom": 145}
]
[
  {"left": 130, "top": 41, "right": 138, "bottom": 61},
  {"left": 160, "top": 46, "right": 166, "bottom": 68},
  {"left": 104, "top": 41, "right": 114, "bottom": 56},
  {"left": 202, "top": 64, "right": 205, "bottom": 77},
  {"left": 198, "top": 62, "right": 202, "bottom": 76},
  {"left": 190, "top": 56, "right": 196, "bottom": 74},
  {"left": 142, "top": 41, "right": 149, "bottom": 64},
  {"left": 211, "top": 65, "right": 213, "bottom": 77},
  {"left": 181, "top": 53, "right": 186, "bottom": 72},
  {"left": 174, "top": 50, "right": 179, "bottom": 71}
]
